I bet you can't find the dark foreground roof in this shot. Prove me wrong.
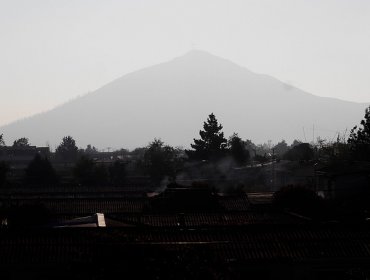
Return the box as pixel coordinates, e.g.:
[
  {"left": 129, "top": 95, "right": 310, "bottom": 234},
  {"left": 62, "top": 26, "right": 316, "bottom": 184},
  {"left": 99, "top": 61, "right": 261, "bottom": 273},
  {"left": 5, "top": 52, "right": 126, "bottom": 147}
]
[
  {"left": 1, "top": 224, "right": 370, "bottom": 279},
  {"left": 1, "top": 193, "right": 251, "bottom": 215}
]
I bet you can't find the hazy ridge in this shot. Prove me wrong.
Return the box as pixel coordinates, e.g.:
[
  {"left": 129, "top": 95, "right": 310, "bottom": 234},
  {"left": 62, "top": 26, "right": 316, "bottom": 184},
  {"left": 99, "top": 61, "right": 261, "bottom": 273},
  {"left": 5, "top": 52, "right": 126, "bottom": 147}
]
[{"left": 1, "top": 50, "right": 368, "bottom": 149}]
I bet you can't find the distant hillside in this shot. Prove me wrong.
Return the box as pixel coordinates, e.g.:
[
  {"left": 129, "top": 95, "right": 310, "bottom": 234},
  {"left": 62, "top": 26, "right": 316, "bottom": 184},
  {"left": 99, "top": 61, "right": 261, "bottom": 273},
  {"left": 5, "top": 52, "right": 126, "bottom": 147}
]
[{"left": 1, "top": 50, "right": 368, "bottom": 149}]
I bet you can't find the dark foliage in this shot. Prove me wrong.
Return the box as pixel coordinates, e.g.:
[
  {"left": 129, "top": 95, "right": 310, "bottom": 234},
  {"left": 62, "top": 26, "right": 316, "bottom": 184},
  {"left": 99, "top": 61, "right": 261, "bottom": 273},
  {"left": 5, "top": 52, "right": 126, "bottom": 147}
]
[
  {"left": 291, "top": 139, "right": 302, "bottom": 147},
  {"left": 284, "top": 143, "right": 314, "bottom": 161},
  {"left": 149, "top": 185, "right": 222, "bottom": 213},
  {"left": 348, "top": 106, "right": 370, "bottom": 161},
  {"left": 273, "top": 185, "right": 325, "bottom": 218},
  {"left": 143, "top": 139, "right": 182, "bottom": 185},
  {"left": 6, "top": 203, "right": 51, "bottom": 228},
  {"left": 254, "top": 153, "right": 268, "bottom": 164},
  {"left": 24, "top": 154, "right": 58, "bottom": 186},
  {"left": 0, "top": 161, "right": 9, "bottom": 187},
  {"left": 109, "top": 160, "right": 126, "bottom": 186},
  {"left": 228, "top": 133, "right": 250, "bottom": 166},
  {"left": 273, "top": 140, "right": 289, "bottom": 158},
  {"left": 12, "top": 137, "right": 30, "bottom": 147},
  {"left": 55, "top": 136, "right": 78, "bottom": 162},
  {"left": 0, "top": 133, "right": 4, "bottom": 146},
  {"left": 84, "top": 144, "right": 98, "bottom": 154},
  {"left": 74, "top": 156, "right": 108, "bottom": 186},
  {"left": 186, "top": 113, "right": 227, "bottom": 160}
]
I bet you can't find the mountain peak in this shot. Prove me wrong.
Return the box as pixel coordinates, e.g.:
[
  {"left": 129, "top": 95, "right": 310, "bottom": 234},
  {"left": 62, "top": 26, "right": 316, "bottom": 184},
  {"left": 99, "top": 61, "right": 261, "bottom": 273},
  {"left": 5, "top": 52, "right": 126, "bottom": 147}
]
[
  {"left": 181, "top": 49, "right": 216, "bottom": 57},
  {"left": 1, "top": 50, "right": 367, "bottom": 149},
  {"left": 175, "top": 49, "right": 228, "bottom": 63},
  {"left": 169, "top": 49, "right": 247, "bottom": 75}
]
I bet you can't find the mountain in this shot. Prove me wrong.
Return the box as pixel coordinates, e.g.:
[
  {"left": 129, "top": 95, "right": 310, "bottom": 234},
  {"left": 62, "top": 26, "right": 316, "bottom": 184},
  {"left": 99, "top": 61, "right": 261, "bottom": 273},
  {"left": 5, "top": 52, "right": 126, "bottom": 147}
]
[{"left": 1, "top": 50, "right": 368, "bottom": 150}]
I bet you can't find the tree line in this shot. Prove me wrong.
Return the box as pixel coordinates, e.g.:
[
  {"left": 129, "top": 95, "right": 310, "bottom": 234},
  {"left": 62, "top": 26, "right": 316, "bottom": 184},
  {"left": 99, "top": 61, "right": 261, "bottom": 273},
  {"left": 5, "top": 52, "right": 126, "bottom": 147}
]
[{"left": 0, "top": 105, "right": 370, "bottom": 188}]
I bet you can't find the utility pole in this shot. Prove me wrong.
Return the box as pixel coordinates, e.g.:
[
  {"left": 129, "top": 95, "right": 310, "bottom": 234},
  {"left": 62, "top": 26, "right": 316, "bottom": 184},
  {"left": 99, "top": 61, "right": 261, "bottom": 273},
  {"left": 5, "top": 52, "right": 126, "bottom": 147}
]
[
  {"left": 271, "top": 148, "right": 275, "bottom": 191},
  {"left": 313, "top": 124, "right": 315, "bottom": 144}
]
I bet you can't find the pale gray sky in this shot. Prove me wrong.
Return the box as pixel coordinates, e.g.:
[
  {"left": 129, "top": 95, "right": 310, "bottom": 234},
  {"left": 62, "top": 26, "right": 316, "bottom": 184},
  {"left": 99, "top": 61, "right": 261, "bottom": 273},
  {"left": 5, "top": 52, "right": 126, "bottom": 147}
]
[{"left": 1, "top": 0, "right": 369, "bottom": 126}]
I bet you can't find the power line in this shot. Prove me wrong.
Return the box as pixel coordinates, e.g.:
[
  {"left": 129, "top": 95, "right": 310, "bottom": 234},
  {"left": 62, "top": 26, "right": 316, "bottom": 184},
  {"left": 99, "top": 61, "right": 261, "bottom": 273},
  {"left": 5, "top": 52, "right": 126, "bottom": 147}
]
[{"left": 302, "top": 127, "right": 307, "bottom": 142}]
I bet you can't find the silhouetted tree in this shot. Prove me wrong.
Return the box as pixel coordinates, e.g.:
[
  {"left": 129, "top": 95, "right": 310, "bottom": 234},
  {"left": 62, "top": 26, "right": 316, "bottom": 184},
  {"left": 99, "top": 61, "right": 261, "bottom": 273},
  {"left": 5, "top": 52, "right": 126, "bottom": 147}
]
[
  {"left": 6, "top": 203, "right": 51, "bottom": 228},
  {"left": 0, "top": 134, "right": 5, "bottom": 146},
  {"left": 74, "top": 156, "right": 94, "bottom": 185},
  {"left": 227, "top": 133, "right": 250, "bottom": 166},
  {"left": 244, "top": 139, "right": 257, "bottom": 158},
  {"left": 291, "top": 139, "right": 302, "bottom": 148},
  {"left": 273, "top": 140, "right": 289, "bottom": 158},
  {"left": 85, "top": 144, "right": 98, "bottom": 154},
  {"left": 0, "top": 161, "right": 9, "bottom": 187},
  {"left": 253, "top": 142, "right": 273, "bottom": 159},
  {"left": 186, "top": 113, "right": 227, "bottom": 160},
  {"left": 129, "top": 147, "right": 148, "bottom": 176},
  {"left": 13, "top": 137, "right": 30, "bottom": 147},
  {"left": 55, "top": 136, "right": 78, "bottom": 161},
  {"left": 131, "top": 147, "right": 147, "bottom": 157},
  {"left": 273, "top": 185, "right": 325, "bottom": 218},
  {"left": 144, "top": 139, "right": 181, "bottom": 184},
  {"left": 316, "top": 138, "right": 351, "bottom": 161},
  {"left": 109, "top": 160, "right": 126, "bottom": 186},
  {"left": 113, "top": 148, "right": 131, "bottom": 158},
  {"left": 94, "top": 164, "right": 109, "bottom": 186},
  {"left": 254, "top": 153, "right": 268, "bottom": 164},
  {"left": 24, "top": 154, "right": 58, "bottom": 186},
  {"left": 348, "top": 106, "right": 370, "bottom": 160},
  {"left": 74, "top": 156, "right": 108, "bottom": 186},
  {"left": 284, "top": 143, "right": 314, "bottom": 161}
]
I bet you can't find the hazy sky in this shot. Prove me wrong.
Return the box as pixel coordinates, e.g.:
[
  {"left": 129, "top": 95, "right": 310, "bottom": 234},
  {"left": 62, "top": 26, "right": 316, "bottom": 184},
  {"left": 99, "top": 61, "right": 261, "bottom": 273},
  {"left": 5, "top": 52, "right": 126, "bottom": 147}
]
[{"left": 1, "top": 0, "right": 369, "bottom": 126}]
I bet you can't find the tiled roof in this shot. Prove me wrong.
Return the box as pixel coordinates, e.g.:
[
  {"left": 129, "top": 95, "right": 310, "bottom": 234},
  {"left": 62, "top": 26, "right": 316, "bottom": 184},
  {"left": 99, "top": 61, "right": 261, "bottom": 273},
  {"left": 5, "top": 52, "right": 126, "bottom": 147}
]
[
  {"left": 1, "top": 225, "right": 370, "bottom": 266},
  {"left": 106, "top": 212, "right": 300, "bottom": 227},
  {"left": 5, "top": 198, "right": 146, "bottom": 214},
  {"left": 217, "top": 195, "right": 250, "bottom": 211},
  {"left": 3, "top": 191, "right": 252, "bottom": 214},
  {"left": 49, "top": 199, "right": 145, "bottom": 214}
]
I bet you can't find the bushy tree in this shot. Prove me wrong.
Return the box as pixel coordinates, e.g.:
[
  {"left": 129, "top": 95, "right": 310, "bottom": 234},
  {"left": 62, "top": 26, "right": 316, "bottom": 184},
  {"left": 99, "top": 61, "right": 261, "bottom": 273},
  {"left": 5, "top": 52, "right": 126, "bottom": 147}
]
[
  {"left": 255, "top": 142, "right": 273, "bottom": 158},
  {"left": 0, "top": 134, "right": 5, "bottom": 146},
  {"left": 109, "top": 160, "right": 126, "bottom": 186},
  {"left": 24, "top": 154, "right": 58, "bottom": 186},
  {"left": 0, "top": 161, "right": 9, "bottom": 187},
  {"left": 291, "top": 139, "right": 302, "bottom": 148},
  {"left": 348, "top": 106, "right": 370, "bottom": 160},
  {"left": 6, "top": 203, "right": 51, "bottom": 228},
  {"left": 85, "top": 144, "right": 98, "bottom": 154},
  {"left": 284, "top": 143, "right": 314, "bottom": 161},
  {"left": 244, "top": 139, "right": 257, "bottom": 158},
  {"left": 13, "top": 137, "right": 30, "bottom": 147},
  {"left": 254, "top": 153, "right": 268, "bottom": 164},
  {"left": 186, "top": 113, "right": 227, "bottom": 160},
  {"left": 227, "top": 133, "right": 250, "bottom": 166},
  {"left": 55, "top": 136, "right": 78, "bottom": 161},
  {"left": 144, "top": 139, "right": 181, "bottom": 184},
  {"left": 273, "top": 140, "right": 289, "bottom": 158},
  {"left": 74, "top": 156, "right": 108, "bottom": 186},
  {"left": 273, "top": 185, "right": 325, "bottom": 218}
]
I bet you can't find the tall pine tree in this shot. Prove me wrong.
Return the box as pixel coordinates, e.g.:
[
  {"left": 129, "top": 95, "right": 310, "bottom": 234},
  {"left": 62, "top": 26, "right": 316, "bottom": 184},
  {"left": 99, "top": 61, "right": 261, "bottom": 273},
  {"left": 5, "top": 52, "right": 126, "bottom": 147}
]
[
  {"left": 186, "top": 113, "right": 227, "bottom": 160},
  {"left": 228, "top": 133, "right": 250, "bottom": 166},
  {"left": 348, "top": 105, "right": 370, "bottom": 160}
]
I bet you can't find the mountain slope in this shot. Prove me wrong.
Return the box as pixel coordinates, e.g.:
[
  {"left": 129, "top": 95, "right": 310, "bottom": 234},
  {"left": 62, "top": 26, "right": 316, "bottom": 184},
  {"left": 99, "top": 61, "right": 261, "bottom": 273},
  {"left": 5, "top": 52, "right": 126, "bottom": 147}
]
[{"left": 1, "top": 50, "right": 368, "bottom": 149}]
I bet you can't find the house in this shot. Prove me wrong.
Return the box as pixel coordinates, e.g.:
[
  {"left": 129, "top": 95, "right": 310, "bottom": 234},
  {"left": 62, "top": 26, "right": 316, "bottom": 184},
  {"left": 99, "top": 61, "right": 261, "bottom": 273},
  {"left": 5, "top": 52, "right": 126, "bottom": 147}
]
[
  {"left": 54, "top": 213, "right": 106, "bottom": 228},
  {"left": 315, "top": 161, "right": 370, "bottom": 200}
]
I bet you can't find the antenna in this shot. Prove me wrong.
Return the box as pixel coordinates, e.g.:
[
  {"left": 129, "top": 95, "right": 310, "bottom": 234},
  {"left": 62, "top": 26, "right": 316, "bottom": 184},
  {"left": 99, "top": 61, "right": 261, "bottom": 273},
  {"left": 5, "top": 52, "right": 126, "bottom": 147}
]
[
  {"left": 312, "top": 124, "right": 315, "bottom": 144},
  {"left": 331, "top": 131, "right": 339, "bottom": 143},
  {"left": 302, "top": 127, "right": 307, "bottom": 142},
  {"left": 343, "top": 128, "right": 348, "bottom": 143}
]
